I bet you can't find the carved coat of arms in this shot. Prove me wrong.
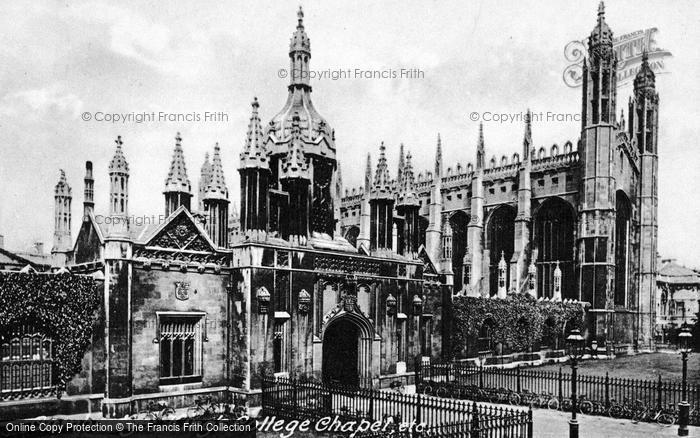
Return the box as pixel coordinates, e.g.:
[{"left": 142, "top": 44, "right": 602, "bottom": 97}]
[{"left": 175, "top": 281, "right": 190, "bottom": 301}]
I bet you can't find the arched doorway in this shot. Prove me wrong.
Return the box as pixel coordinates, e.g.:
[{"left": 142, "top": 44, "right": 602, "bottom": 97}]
[{"left": 323, "top": 318, "right": 360, "bottom": 386}]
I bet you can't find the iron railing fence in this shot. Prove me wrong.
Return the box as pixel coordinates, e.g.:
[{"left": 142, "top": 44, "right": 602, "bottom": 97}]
[
  {"left": 418, "top": 361, "right": 700, "bottom": 425},
  {"left": 262, "top": 376, "right": 533, "bottom": 438}
]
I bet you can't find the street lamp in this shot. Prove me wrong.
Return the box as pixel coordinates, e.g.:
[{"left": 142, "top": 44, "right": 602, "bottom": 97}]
[
  {"left": 566, "top": 329, "right": 585, "bottom": 438},
  {"left": 678, "top": 327, "right": 692, "bottom": 437}
]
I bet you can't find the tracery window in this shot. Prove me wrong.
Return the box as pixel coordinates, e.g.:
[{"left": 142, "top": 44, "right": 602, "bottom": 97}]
[
  {"left": 159, "top": 314, "right": 204, "bottom": 384},
  {"left": 1, "top": 326, "right": 55, "bottom": 398}
]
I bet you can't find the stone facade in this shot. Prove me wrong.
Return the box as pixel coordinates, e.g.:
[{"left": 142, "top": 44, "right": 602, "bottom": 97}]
[
  {"left": 339, "top": 2, "right": 659, "bottom": 352},
  {"left": 0, "top": 2, "right": 661, "bottom": 419}
]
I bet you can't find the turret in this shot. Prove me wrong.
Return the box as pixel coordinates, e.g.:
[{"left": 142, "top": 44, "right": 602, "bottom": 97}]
[
  {"left": 425, "top": 134, "right": 443, "bottom": 262},
  {"left": 239, "top": 97, "right": 270, "bottom": 240},
  {"left": 203, "top": 143, "right": 230, "bottom": 248},
  {"left": 52, "top": 169, "right": 72, "bottom": 265},
  {"left": 279, "top": 114, "right": 311, "bottom": 244},
  {"left": 107, "top": 136, "right": 130, "bottom": 239},
  {"left": 83, "top": 161, "right": 94, "bottom": 218},
  {"left": 357, "top": 154, "right": 372, "bottom": 250},
  {"left": 581, "top": 1, "right": 617, "bottom": 128},
  {"left": 512, "top": 111, "right": 533, "bottom": 292},
  {"left": 467, "top": 124, "right": 485, "bottom": 294},
  {"left": 163, "top": 132, "right": 192, "bottom": 217},
  {"left": 396, "top": 149, "right": 420, "bottom": 255},
  {"left": 577, "top": 2, "right": 620, "bottom": 342},
  {"left": 198, "top": 152, "right": 212, "bottom": 211},
  {"left": 369, "top": 142, "right": 394, "bottom": 251},
  {"left": 631, "top": 50, "right": 659, "bottom": 348}
]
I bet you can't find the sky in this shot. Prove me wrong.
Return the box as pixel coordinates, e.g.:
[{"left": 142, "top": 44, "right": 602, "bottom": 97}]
[{"left": 0, "top": 0, "right": 699, "bottom": 267}]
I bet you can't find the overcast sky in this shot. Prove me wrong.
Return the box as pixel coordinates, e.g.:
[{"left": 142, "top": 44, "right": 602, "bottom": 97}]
[{"left": 0, "top": 0, "right": 698, "bottom": 267}]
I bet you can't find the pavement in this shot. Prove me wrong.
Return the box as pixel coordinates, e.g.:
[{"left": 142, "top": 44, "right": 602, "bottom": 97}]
[{"left": 530, "top": 406, "right": 699, "bottom": 438}]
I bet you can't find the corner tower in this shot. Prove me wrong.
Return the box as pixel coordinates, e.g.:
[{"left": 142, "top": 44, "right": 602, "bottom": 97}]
[
  {"left": 630, "top": 52, "right": 659, "bottom": 348},
  {"left": 577, "top": 1, "right": 619, "bottom": 338}
]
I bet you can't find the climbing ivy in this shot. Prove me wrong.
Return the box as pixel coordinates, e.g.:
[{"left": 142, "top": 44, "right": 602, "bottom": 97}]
[
  {"left": 452, "top": 294, "right": 586, "bottom": 356},
  {"left": 0, "top": 271, "right": 100, "bottom": 388}
]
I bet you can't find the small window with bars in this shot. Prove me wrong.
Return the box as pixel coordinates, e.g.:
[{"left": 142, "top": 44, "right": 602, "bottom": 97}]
[{"left": 158, "top": 315, "right": 204, "bottom": 385}]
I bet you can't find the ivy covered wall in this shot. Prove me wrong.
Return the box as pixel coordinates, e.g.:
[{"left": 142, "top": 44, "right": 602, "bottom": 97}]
[{"left": 451, "top": 294, "right": 586, "bottom": 358}]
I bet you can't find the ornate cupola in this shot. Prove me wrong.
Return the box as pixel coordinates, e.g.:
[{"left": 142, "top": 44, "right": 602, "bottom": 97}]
[
  {"left": 239, "top": 97, "right": 271, "bottom": 239},
  {"left": 164, "top": 132, "right": 192, "bottom": 217},
  {"left": 369, "top": 142, "right": 394, "bottom": 251},
  {"left": 265, "top": 7, "right": 337, "bottom": 238},
  {"left": 203, "top": 143, "right": 229, "bottom": 247}
]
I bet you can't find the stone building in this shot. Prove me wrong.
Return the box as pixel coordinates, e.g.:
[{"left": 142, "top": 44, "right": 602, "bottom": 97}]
[
  {"left": 0, "top": 1, "right": 660, "bottom": 419},
  {"left": 10, "top": 7, "right": 449, "bottom": 417},
  {"left": 656, "top": 259, "right": 700, "bottom": 332},
  {"left": 339, "top": 2, "right": 660, "bottom": 352}
]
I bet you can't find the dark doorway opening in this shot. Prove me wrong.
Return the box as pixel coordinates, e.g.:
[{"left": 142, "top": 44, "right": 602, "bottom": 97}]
[{"left": 323, "top": 318, "right": 359, "bottom": 386}]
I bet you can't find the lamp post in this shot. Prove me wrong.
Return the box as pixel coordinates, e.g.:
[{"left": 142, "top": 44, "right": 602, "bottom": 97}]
[
  {"left": 566, "top": 329, "right": 585, "bottom": 438},
  {"left": 678, "top": 327, "right": 692, "bottom": 437}
]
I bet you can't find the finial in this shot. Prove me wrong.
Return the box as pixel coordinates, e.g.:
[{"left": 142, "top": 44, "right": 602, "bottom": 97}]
[
  {"left": 598, "top": 1, "right": 605, "bottom": 17},
  {"left": 252, "top": 96, "right": 259, "bottom": 109},
  {"left": 175, "top": 132, "right": 182, "bottom": 145},
  {"left": 478, "top": 123, "right": 484, "bottom": 148},
  {"left": 115, "top": 135, "right": 123, "bottom": 146},
  {"left": 641, "top": 48, "right": 649, "bottom": 64},
  {"left": 214, "top": 142, "right": 220, "bottom": 151},
  {"left": 380, "top": 141, "right": 386, "bottom": 153},
  {"left": 297, "top": 5, "right": 304, "bottom": 28},
  {"left": 59, "top": 169, "right": 66, "bottom": 179}
]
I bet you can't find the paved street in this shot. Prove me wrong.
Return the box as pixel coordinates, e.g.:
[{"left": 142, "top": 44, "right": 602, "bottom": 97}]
[{"left": 530, "top": 406, "right": 699, "bottom": 438}]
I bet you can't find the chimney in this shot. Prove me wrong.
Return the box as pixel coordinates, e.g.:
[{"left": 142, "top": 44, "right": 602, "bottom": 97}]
[
  {"left": 84, "top": 161, "right": 94, "bottom": 217},
  {"left": 34, "top": 241, "right": 44, "bottom": 255}
]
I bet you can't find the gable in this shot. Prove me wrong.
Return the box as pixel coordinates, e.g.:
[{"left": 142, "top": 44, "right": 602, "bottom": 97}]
[
  {"left": 417, "top": 245, "right": 438, "bottom": 276},
  {"left": 145, "top": 208, "right": 216, "bottom": 252},
  {"left": 73, "top": 219, "right": 104, "bottom": 264}
]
